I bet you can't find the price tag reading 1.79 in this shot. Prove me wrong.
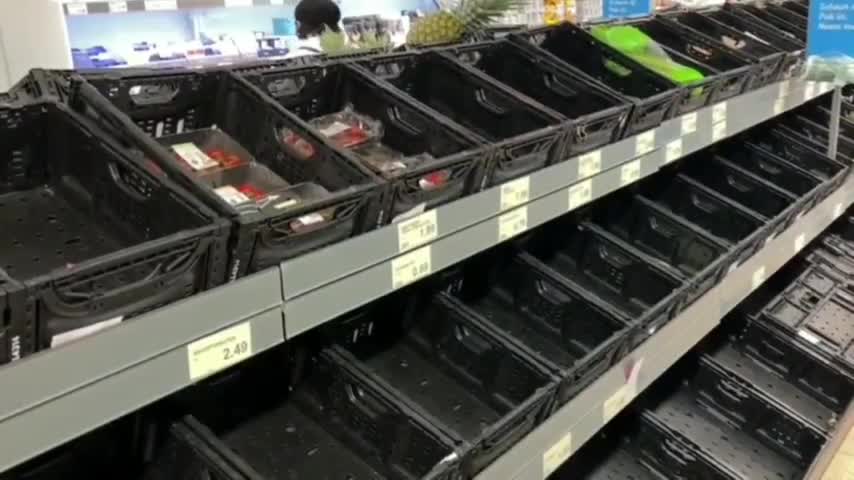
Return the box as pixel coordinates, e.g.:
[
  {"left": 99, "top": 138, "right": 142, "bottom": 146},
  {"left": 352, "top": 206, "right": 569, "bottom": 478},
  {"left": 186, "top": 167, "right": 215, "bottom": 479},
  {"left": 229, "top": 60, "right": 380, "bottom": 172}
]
[
  {"left": 391, "top": 246, "right": 432, "bottom": 290},
  {"left": 187, "top": 322, "right": 253, "bottom": 381},
  {"left": 397, "top": 210, "right": 438, "bottom": 252}
]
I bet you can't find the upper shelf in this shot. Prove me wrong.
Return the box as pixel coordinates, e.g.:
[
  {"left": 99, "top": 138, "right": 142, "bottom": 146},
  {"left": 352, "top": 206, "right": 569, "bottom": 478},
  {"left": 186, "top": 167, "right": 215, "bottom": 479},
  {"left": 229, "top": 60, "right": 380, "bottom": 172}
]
[
  {"left": 0, "top": 77, "right": 839, "bottom": 474},
  {"left": 61, "top": 0, "right": 295, "bottom": 15}
]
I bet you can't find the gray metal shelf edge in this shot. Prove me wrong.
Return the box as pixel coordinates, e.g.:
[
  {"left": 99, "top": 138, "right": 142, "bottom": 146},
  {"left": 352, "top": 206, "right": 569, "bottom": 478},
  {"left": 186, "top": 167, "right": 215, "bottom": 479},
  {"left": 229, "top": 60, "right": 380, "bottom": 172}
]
[
  {"left": 281, "top": 78, "right": 835, "bottom": 338},
  {"left": 475, "top": 174, "right": 854, "bottom": 480},
  {"left": 0, "top": 78, "right": 834, "bottom": 473},
  {"left": 63, "top": 0, "right": 296, "bottom": 15}
]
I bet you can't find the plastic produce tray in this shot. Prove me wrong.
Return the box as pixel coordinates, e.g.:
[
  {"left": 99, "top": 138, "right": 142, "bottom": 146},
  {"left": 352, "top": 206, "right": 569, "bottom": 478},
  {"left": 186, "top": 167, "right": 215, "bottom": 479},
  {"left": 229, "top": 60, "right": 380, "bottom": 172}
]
[
  {"left": 605, "top": 17, "right": 758, "bottom": 103},
  {"left": 358, "top": 50, "right": 569, "bottom": 187},
  {"left": 696, "top": 342, "right": 830, "bottom": 467},
  {"left": 449, "top": 250, "right": 634, "bottom": 406},
  {"left": 744, "top": 127, "right": 849, "bottom": 197},
  {"left": 729, "top": 4, "right": 807, "bottom": 42},
  {"left": 235, "top": 62, "right": 489, "bottom": 222},
  {"left": 0, "top": 100, "right": 229, "bottom": 362},
  {"left": 660, "top": 11, "right": 789, "bottom": 87},
  {"left": 523, "top": 219, "right": 687, "bottom": 337},
  {"left": 511, "top": 23, "right": 684, "bottom": 135},
  {"left": 552, "top": 426, "right": 665, "bottom": 480},
  {"left": 714, "top": 143, "right": 825, "bottom": 211},
  {"left": 152, "top": 348, "right": 462, "bottom": 480},
  {"left": 334, "top": 293, "right": 559, "bottom": 476},
  {"left": 591, "top": 190, "right": 731, "bottom": 301},
  {"left": 442, "top": 39, "right": 633, "bottom": 158},
  {"left": 680, "top": 152, "right": 803, "bottom": 236},
  {"left": 699, "top": 8, "right": 805, "bottom": 77},
  {"left": 781, "top": 112, "right": 854, "bottom": 162},
  {"left": 639, "top": 172, "right": 769, "bottom": 267},
  {"left": 68, "top": 69, "right": 385, "bottom": 279},
  {"left": 741, "top": 263, "right": 854, "bottom": 411},
  {"left": 638, "top": 388, "right": 803, "bottom": 480}
]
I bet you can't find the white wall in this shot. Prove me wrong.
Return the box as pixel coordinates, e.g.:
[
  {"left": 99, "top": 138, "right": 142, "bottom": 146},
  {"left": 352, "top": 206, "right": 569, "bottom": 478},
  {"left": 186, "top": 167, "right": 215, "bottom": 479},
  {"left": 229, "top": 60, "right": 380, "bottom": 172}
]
[{"left": 0, "top": 0, "right": 73, "bottom": 91}]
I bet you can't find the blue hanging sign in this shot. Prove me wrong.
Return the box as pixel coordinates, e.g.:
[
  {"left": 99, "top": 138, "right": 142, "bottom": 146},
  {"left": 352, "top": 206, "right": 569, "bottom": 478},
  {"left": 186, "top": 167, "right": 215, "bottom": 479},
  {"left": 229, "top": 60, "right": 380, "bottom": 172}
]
[
  {"left": 807, "top": 0, "right": 854, "bottom": 84},
  {"left": 601, "top": 0, "right": 654, "bottom": 20}
]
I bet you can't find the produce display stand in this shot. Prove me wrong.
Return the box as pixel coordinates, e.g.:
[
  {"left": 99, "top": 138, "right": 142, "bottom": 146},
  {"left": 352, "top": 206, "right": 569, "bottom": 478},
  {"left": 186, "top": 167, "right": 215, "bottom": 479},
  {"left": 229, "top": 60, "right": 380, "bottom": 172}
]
[{"left": 0, "top": 76, "right": 842, "bottom": 474}]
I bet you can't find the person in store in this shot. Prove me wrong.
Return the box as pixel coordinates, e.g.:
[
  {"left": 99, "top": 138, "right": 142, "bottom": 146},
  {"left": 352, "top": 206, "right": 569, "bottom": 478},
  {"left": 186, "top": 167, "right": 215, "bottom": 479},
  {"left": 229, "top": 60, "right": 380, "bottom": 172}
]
[{"left": 289, "top": 0, "right": 343, "bottom": 56}]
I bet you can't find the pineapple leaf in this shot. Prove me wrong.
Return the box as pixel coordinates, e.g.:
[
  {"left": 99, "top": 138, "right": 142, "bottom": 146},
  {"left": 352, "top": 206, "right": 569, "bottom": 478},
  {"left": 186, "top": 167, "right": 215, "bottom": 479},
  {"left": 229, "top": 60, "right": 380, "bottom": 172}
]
[{"left": 448, "top": 0, "right": 528, "bottom": 29}]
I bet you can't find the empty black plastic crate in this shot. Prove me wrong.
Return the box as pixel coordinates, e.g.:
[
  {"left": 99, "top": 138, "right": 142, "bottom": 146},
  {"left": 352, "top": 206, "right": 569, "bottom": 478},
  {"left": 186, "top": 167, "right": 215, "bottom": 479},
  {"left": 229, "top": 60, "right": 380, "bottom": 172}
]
[
  {"left": 782, "top": 113, "right": 854, "bottom": 162},
  {"left": 682, "top": 154, "right": 801, "bottom": 232},
  {"left": 638, "top": 388, "right": 804, "bottom": 480},
  {"left": 358, "top": 50, "right": 569, "bottom": 186},
  {"left": 553, "top": 423, "right": 665, "bottom": 480},
  {"left": 523, "top": 220, "right": 687, "bottom": 335},
  {"left": 660, "top": 11, "right": 789, "bottom": 87},
  {"left": 745, "top": 128, "right": 848, "bottom": 201},
  {"left": 442, "top": 39, "right": 633, "bottom": 157},
  {"left": 593, "top": 192, "right": 731, "bottom": 298},
  {"left": 0, "top": 101, "right": 228, "bottom": 359},
  {"left": 742, "top": 281, "right": 854, "bottom": 411},
  {"left": 153, "top": 348, "right": 462, "bottom": 480},
  {"left": 235, "top": 62, "right": 489, "bottom": 221},
  {"left": 640, "top": 173, "right": 768, "bottom": 262},
  {"left": 714, "top": 144, "right": 826, "bottom": 211},
  {"left": 511, "top": 23, "right": 684, "bottom": 135},
  {"left": 450, "top": 251, "right": 633, "bottom": 406},
  {"left": 697, "top": 343, "right": 830, "bottom": 467},
  {"left": 335, "top": 293, "right": 559, "bottom": 476},
  {"left": 729, "top": 4, "right": 807, "bottom": 42},
  {"left": 607, "top": 17, "right": 757, "bottom": 102},
  {"left": 69, "top": 69, "right": 384, "bottom": 279}
]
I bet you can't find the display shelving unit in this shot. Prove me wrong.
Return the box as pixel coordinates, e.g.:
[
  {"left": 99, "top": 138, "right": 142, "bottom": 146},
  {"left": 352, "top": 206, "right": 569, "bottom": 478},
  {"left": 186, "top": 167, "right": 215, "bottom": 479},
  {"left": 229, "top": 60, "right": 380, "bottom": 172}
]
[{"left": 0, "top": 77, "right": 847, "bottom": 476}]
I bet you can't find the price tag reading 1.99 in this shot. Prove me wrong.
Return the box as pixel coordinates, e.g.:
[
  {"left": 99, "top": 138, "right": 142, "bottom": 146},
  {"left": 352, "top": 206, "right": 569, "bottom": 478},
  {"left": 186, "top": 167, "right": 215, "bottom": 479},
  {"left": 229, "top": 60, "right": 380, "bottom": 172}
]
[
  {"left": 391, "top": 246, "right": 432, "bottom": 290},
  {"left": 187, "top": 322, "right": 253, "bottom": 381}
]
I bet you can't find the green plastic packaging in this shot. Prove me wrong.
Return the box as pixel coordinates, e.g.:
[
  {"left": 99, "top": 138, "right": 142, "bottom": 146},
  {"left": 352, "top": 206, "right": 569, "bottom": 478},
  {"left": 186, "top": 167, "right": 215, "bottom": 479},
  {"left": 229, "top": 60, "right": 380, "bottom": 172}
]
[{"left": 591, "top": 25, "right": 705, "bottom": 87}]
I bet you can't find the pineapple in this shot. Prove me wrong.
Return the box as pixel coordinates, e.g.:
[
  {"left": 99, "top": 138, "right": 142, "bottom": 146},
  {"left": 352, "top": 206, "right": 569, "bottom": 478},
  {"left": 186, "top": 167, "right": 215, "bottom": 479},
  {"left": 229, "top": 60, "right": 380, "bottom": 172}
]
[{"left": 406, "top": 0, "right": 526, "bottom": 47}]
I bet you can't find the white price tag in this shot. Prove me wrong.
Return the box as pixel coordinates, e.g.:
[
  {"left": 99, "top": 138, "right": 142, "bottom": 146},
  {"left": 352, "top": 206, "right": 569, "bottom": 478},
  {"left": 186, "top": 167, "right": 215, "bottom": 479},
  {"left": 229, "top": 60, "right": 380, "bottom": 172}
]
[
  {"left": 66, "top": 2, "right": 88, "bottom": 15},
  {"left": 397, "top": 210, "right": 438, "bottom": 252},
  {"left": 778, "top": 79, "right": 790, "bottom": 98},
  {"left": 712, "top": 121, "right": 726, "bottom": 142},
  {"left": 728, "top": 261, "right": 740, "bottom": 275},
  {"left": 108, "top": 1, "right": 128, "bottom": 13},
  {"left": 225, "top": 0, "right": 253, "bottom": 6},
  {"left": 51, "top": 316, "right": 123, "bottom": 347},
  {"left": 752, "top": 265, "right": 767, "bottom": 291},
  {"left": 681, "top": 112, "right": 698, "bottom": 136},
  {"left": 603, "top": 359, "right": 643, "bottom": 423},
  {"left": 214, "top": 186, "right": 251, "bottom": 206},
  {"left": 620, "top": 159, "right": 641, "bottom": 186},
  {"left": 712, "top": 102, "right": 727, "bottom": 124},
  {"left": 578, "top": 150, "right": 602, "bottom": 179},
  {"left": 665, "top": 139, "right": 683, "bottom": 164},
  {"left": 798, "top": 329, "right": 822, "bottom": 345},
  {"left": 835, "top": 202, "right": 844, "bottom": 219},
  {"left": 498, "top": 207, "right": 528, "bottom": 242},
  {"left": 499, "top": 176, "right": 530, "bottom": 211},
  {"left": 187, "top": 322, "right": 253, "bottom": 381},
  {"left": 568, "top": 179, "right": 593, "bottom": 210},
  {"left": 805, "top": 81, "right": 816, "bottom": 100},
  {"left": 635, "top": 131, "right": 655, "bottom": 156},
  {"left": 543, "top": 432, "right": 573, "bottom": 478},
  {"left": 391, "top": 246, "right": 432, "bottom": 290},
  {"left": 171, "top": 143, "right": 219, "bottom": 171},
  {"left": 794, "top": 233, "right": 806, "bottom": 253},
  {"left": 774, "top": 98, "right": 785, "bottom": 116},
  {"left": 145, "top": 0, "right": 177, "bottom": 10}
]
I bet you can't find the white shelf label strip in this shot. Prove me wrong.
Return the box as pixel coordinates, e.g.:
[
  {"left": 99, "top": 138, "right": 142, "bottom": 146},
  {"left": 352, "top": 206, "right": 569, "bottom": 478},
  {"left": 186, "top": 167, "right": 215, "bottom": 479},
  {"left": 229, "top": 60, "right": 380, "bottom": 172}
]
[{"left": 500, "top": 176, "right": 531, "bottom": 211}]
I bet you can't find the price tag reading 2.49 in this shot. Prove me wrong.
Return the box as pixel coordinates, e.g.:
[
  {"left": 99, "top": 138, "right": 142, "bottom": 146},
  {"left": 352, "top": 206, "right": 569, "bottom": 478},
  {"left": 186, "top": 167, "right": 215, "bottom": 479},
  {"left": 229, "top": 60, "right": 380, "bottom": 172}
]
[{"left": 187, "top": 322, "right": 253, "bottom": 381}]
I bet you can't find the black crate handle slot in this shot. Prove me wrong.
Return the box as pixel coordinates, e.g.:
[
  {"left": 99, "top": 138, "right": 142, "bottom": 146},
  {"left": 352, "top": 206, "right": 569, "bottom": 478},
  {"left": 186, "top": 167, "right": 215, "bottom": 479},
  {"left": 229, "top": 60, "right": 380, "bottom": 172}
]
[
  {"left": 690, "top": 194, "right": 720, "bottom": 214},
  {"left": 481, "top": 406, "right": 534, "bottom": 449},
  {"left": 127, "top": 82, "right": 180, "bottom": 107},
  {"left": 663, "top": 438, "right": 697, "bottom": 466},
  {"left": 386, "top": 105, "right": 423, "bottom": 136},
  {"left": 345, "top": 382, "right": 392, "bottom": 421}
]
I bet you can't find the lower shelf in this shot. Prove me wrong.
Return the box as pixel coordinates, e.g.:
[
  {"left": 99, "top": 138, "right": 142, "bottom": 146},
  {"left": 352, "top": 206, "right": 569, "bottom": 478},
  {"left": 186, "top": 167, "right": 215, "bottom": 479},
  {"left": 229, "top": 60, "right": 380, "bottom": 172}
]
[{"left": 474, "top": 173, "right": 854, "bottom": 480}]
